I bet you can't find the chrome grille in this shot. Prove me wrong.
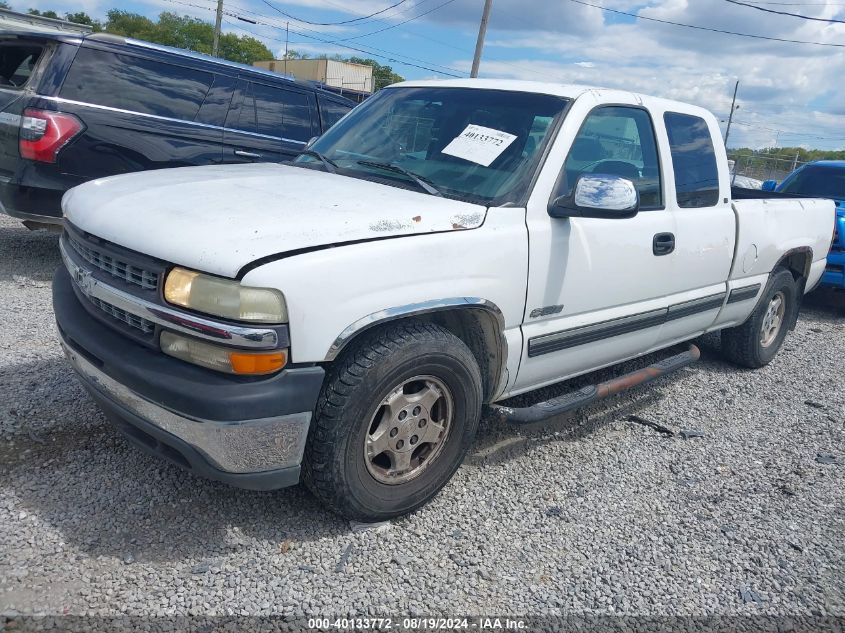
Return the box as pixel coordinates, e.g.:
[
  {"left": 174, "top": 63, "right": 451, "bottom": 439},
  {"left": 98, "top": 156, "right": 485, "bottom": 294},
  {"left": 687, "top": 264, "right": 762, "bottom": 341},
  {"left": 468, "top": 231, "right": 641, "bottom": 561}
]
[
  {"left": 89, "top": 296, "right": 155, "bottom": 334},
  {"left": 67, "top": 233, "right": 159, "bottom": 290}
]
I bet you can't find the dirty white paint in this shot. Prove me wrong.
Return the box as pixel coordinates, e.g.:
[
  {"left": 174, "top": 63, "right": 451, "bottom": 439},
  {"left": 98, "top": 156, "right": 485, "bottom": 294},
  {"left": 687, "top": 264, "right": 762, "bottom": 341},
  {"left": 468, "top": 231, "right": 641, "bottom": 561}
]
[{"left": 63, "top": 163, "right": 487, "bottom": 278}]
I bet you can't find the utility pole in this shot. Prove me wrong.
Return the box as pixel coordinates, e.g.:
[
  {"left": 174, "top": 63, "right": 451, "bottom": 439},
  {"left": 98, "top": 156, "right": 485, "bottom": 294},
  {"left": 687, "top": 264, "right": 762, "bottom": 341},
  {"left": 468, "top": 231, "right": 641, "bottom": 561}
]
[
  {"left": 284, "top": 22, "right": 289, "bottom": 75},
  {"left": 723, "top": 80, "right": 739, "bottom": 147},
  {"left": 470, "top": 0, "right": 493, "bottom": 78},
  {"left": 212, "top": 0, "right": 224, "bottom": 57}
]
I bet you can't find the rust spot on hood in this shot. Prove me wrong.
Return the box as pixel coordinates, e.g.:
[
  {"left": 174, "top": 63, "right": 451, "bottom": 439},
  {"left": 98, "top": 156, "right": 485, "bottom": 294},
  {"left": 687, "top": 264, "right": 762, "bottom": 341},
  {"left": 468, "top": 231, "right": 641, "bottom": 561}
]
[
  {"left": 412, "top": 215, "right": 422, "bottom": 223},
  {"left": 450, "top": 212, "right": 482, "bottom": 231}
]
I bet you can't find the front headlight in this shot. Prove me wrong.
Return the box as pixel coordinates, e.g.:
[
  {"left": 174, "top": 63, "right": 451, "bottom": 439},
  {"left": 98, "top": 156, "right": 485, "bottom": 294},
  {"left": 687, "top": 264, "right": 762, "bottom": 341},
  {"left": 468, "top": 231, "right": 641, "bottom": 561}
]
[{"left": 164, "top": 267, "right": 287, "bottom": 323}]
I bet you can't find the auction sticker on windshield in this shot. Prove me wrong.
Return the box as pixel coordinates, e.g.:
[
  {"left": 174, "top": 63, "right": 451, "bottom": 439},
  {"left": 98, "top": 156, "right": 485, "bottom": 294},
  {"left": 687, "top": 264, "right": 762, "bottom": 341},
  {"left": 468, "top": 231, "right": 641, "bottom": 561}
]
[{"left": 441, "top": 124, "right": 518, "bottom": 167}]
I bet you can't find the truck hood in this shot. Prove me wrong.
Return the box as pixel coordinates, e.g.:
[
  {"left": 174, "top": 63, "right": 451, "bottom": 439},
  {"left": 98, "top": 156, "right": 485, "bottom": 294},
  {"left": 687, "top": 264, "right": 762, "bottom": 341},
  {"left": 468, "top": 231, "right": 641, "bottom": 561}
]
[{"left": 62, "top": 163, "right": 487, "bottom": 278}]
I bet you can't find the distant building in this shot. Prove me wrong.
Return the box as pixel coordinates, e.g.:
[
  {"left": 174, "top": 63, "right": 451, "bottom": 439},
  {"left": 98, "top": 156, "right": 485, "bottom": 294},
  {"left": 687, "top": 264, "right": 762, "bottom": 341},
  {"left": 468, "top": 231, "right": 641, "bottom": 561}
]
[{"left": 254, "top": 58, "right": 373, "bottom": 102}]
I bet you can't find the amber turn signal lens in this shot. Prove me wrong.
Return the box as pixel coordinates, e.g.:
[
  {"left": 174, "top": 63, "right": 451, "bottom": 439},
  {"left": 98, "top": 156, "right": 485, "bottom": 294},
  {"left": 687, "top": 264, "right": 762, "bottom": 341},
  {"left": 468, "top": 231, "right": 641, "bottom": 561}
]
[
  {"left": 229, "top": 350, "right": 287, "bottom": 375},
  {"left": 161, "top": 331, "right": 287, "bottom": 375}
]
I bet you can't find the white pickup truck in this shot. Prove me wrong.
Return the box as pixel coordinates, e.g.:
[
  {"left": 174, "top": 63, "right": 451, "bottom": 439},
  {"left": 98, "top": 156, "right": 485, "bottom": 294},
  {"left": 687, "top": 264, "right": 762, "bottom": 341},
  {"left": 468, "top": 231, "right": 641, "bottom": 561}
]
[{"left": 52, "top": 79, "right": 835, "bottom": 520}]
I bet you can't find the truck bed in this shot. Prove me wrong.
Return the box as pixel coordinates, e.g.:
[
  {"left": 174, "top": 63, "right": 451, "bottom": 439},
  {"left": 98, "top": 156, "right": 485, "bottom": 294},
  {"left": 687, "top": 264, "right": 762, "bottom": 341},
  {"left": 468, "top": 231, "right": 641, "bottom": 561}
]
[{"left": 729, "top": 192, "right": 835, "bottom": 290}]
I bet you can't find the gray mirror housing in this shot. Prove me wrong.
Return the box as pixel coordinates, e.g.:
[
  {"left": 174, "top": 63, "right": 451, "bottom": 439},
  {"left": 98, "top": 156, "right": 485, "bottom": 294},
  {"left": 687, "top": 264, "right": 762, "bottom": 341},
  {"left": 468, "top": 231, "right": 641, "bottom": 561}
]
[
  {"left": 549, "top": 174, "right": 640, "bottom": 219},
  {"left": 305, "top": 136, "right": 319, "bottom": 149}
]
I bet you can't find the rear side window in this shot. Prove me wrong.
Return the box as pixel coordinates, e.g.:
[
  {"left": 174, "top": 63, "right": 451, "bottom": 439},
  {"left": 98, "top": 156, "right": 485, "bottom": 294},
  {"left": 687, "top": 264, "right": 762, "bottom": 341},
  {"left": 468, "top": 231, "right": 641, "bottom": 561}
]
[
  {"left": 779, "top": 165, "right": 845, "bottom": 200},
  {"left": 0, "top": 43, "right": 43, "bottom": 89},
  {"left": 664, "top": 112, "right": 720, "bottom": 208},
  {"left": 318, "top": 99, "right": 352, "bottom": 131},
  {"left": 238, "top": 82, "right": 314, "bottom": 142},
  {"left": 60, "top": 47, "right": 213, "bottom": 121}
]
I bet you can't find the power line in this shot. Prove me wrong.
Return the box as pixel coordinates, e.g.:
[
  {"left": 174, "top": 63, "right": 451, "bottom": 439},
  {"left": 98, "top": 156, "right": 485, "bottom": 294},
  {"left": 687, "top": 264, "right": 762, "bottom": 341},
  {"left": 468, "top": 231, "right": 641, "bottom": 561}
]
[
  {"left": 567, "top": 0, "right": 845, "bottom": 48},
  {"left": 725, "top": 0, "right": 845, "bottom": 23},
  {"left": 337, "top": 0, "right": 460, "bottom": 42},
  {"left": 181, "top": 0, "right": 556, "bottom": 81},
  {"left": 163, "top": 0, "right": 465, "bottom": 76},
  {"left": 220, "top": 17, "right": 464, "bottom": 77},
  {"left": 731, "top": 120, "right": 845, "bottom": 141},
  {"left": 741, "top": 2, "right": 845, "bottom": 5},
  {"left": 258, "top": 0, "right": 410, "bottom": 26}
]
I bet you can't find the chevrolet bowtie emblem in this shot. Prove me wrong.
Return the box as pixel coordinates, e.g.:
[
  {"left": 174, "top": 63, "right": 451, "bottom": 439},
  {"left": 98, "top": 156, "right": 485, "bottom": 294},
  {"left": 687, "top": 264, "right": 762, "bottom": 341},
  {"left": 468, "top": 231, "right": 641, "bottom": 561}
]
[{"left": 73, "top": 268, "right": 94, "bottom": 295}]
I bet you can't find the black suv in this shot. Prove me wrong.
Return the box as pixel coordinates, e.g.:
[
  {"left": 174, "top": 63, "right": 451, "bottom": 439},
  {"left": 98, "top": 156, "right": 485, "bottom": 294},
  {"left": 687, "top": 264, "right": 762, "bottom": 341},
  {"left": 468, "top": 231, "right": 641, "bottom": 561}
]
[{"left": 0, "top": 31, "right": 355, "bottom": 229}]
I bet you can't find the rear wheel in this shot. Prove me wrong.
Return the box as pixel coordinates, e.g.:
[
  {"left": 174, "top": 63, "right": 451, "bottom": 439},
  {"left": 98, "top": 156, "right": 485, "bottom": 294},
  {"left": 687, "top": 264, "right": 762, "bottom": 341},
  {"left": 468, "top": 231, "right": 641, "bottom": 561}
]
[
  {"left": 303, "top": 321, "right": 482, "bottom": 521},
  {"left": 721, "top": 268, "right": 798, "bottom": 368}
]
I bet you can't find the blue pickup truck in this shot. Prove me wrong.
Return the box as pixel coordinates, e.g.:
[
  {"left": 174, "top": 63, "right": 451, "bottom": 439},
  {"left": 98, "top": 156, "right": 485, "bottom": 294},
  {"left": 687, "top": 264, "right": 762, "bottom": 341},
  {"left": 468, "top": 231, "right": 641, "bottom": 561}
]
[{"left": 763, "top": 160, "right": 845, "bottom": 289}]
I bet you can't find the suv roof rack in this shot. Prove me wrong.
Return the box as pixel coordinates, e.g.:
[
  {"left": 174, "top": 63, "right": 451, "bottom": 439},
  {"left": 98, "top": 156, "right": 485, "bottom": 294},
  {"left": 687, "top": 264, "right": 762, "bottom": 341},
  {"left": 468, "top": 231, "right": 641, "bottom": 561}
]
[
  {"left": 0, "top": 8, "right": 93, "bottom": 35},
  {"left": 86, "top": 33, "right": 298, "bottom": 84}
]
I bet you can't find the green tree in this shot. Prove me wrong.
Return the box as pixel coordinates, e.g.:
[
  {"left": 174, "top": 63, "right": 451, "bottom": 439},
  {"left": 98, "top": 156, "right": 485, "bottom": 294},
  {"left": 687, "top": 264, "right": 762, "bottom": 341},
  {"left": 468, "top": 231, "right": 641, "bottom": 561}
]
[
  {"left": 282, "top": 50, "right": 311, "bottom": 60},
  {"left": 65, "top": 11, "right": 104, "bottom": 31},
  {"left": 28, "top": 8, "right": 59, "bottom": 18},
  {"left": 103, "top": 10, "right": 159, "bottom": 41},
  {"left": 104, "top": 10, "right": 273, "bottom": 65},
  {"left": 347, "top": 56, "right": 403, "bottom": 90}
]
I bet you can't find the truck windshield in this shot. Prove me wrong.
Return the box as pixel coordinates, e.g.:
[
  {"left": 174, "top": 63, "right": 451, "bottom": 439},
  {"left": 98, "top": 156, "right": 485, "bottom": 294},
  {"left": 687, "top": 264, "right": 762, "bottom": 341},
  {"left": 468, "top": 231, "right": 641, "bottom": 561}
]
[
  {"left": 779, "top": 165, "right": 845, "bottom": 201},
  {"left": 294, "top": 87, "right": 569, "bottom": 205}
]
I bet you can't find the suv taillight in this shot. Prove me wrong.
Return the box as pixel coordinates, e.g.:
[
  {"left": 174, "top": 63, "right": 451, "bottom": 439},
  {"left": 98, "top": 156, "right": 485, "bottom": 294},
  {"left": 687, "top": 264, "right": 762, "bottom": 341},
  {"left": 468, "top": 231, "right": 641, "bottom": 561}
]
[{"left": 19, "top": 108, "right": 83, "bottom": 163}]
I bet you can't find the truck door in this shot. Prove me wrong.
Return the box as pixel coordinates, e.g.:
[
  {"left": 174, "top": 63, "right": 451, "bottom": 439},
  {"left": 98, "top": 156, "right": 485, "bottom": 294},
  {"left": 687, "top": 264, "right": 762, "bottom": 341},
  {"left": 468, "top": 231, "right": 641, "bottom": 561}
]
[
  {"left": 514, "top": 103, "right": 676, "bottom": 392},
  {"left": 657, "top": 111, "right": 735, "bottom": 345}
]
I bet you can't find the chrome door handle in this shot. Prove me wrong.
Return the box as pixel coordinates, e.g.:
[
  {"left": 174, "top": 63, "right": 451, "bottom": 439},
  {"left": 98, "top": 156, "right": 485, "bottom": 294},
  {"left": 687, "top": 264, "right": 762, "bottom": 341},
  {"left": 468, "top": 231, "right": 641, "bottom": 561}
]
[{"left": 234, "top": 150, "right": 262, "bottom": 159}]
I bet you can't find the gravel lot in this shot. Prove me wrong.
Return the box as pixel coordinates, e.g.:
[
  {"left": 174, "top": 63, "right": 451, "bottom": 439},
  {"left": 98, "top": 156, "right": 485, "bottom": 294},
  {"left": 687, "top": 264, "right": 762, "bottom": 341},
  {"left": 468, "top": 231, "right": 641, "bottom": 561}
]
[{"left": 0, "top": 212, "right": 843, "bottom": 620}]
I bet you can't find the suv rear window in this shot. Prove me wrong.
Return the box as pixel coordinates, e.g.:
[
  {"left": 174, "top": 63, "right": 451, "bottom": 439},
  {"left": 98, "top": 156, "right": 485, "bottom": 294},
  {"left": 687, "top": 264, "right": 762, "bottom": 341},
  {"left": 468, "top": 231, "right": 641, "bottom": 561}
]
[
  {"left": 60, "top": 47, "right": 213, "bottom": 121},
  {"left": 779, "top": 165, "right": 845, "bottom": 200},
  {"left": 238, "top": 82, "right": 314, "bottom": 142},
  {"left": 0, "top": 43, "right": 43, "bottom": 89}
]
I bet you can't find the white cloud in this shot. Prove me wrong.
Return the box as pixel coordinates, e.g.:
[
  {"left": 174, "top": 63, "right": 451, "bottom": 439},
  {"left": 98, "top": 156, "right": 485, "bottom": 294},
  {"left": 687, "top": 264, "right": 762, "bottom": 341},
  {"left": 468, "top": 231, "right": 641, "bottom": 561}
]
[{"left": 456, "top": 0, "right": 845, "bottom": 149}]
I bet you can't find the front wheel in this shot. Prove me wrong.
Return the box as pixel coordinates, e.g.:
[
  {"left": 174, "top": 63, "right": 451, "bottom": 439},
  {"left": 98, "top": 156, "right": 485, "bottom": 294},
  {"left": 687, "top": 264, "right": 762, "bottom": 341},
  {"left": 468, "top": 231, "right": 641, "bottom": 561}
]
[
  {"left": 721, "top": 268, "right": 798, "bottom": 368},
  {"left": 303, "top": 321, "right": 482, "bottom": 521}
]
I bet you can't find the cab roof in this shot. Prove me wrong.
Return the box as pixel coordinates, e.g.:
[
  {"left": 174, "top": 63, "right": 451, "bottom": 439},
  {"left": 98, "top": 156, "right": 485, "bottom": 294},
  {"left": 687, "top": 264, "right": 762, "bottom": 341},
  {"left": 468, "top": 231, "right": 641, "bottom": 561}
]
[{"left": 391, "top": 78, "right": 716, "bottom": 120}]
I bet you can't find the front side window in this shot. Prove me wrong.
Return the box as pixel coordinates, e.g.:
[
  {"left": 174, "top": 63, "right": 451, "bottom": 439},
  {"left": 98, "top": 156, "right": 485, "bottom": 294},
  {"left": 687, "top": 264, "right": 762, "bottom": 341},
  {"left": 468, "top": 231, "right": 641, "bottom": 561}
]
[
  {"left": 60, "top": 47, "right": 213, "bottom": 120},
  {"left": 664, "top": 112, "right": 720, "bottom": 208},
  {"left": 560, "top": 106, "right": 662, "bottom": 209},
  {"left": 297, "top": 87, "right": 569, "bottom": 205},
  {"left": 778, "top": 165, "right": 845, "bottom": 200}
]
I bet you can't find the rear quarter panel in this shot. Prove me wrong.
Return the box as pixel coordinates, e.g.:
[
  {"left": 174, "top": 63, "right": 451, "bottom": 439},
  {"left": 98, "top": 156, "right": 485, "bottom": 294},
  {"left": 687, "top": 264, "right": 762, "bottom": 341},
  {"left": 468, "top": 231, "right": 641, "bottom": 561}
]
[{"left": 730, "top": 197, "right": 835, "bottom": 288}]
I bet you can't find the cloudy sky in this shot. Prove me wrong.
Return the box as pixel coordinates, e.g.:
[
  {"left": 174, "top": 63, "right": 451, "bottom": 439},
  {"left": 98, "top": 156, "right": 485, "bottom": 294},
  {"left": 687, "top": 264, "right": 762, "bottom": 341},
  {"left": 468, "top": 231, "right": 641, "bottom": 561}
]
[{"left": 18, "top": 0, "right": 845, "bottom": 149}]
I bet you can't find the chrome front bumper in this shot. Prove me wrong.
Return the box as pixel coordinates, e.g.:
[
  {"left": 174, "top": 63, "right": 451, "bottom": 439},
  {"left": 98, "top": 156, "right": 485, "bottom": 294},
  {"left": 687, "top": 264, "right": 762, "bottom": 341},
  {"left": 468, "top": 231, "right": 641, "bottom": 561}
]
[{"left": 60, "top": 333, "right": 311, "bottom": 476}]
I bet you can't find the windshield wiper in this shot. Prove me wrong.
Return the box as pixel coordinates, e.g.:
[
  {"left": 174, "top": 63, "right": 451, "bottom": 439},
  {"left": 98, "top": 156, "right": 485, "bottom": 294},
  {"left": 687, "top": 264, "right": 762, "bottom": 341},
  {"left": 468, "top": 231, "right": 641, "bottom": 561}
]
[
  {"left": 301, "top": 149, "right": 338, "bottom": 174},
  {"left": 356, "top": 160, "right": 443, "bottom": 197}
]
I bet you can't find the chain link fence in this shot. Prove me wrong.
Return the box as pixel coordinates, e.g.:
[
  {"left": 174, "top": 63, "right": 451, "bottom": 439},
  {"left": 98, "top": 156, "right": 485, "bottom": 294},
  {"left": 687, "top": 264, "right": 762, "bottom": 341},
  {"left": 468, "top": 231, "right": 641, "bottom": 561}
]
[{"left": 728, "top": 151, "right": 807, "bottom": 188}]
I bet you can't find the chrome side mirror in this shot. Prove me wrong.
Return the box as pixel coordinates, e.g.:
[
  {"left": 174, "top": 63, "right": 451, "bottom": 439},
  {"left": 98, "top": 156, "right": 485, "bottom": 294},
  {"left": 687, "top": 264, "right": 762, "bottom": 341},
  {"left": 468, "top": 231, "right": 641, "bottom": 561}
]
[{"left": 549, "top": 174, "right": 639, "bottom": 219}]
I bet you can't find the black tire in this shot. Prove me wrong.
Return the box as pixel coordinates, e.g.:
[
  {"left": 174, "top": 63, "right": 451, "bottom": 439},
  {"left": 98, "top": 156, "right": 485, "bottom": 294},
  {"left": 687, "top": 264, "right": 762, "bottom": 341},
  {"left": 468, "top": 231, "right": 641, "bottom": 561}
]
[
  {"left": 721, "top": 268, "right": 798, "bottom": 368},
  {"left": 303, "top": 321, "right": 483, "bottom": 521}
]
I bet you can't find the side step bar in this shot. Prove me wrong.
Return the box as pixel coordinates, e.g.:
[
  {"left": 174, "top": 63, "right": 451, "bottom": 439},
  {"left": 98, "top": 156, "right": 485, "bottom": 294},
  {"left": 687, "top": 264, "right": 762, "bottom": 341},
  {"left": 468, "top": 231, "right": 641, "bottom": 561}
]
[{"left": 492, "top": 344, "right": 700, "bottom": 425}]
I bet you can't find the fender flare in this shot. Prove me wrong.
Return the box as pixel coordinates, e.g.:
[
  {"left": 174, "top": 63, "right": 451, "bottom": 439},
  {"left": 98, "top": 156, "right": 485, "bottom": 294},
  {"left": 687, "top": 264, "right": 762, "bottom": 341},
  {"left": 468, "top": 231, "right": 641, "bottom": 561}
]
[{"left": 324, "top": 297, "right": 509, "bottom": 400}]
